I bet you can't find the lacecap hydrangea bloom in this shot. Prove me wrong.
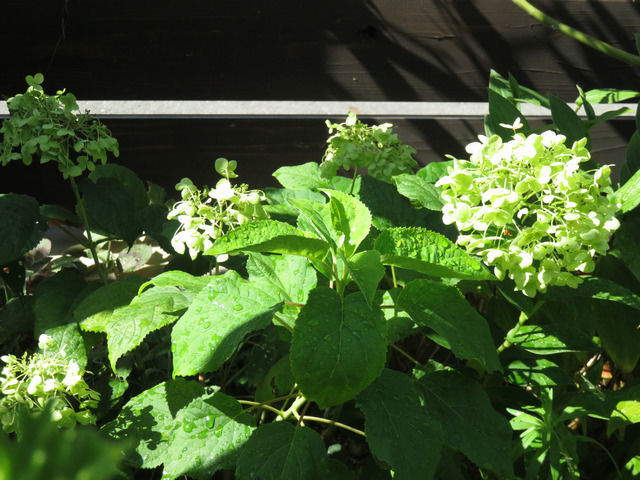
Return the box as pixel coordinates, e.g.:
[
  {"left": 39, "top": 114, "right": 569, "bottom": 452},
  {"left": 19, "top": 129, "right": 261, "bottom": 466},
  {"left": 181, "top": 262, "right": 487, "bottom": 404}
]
[{"left": 436, "top": 128, "right": 620, "bottom": 297}]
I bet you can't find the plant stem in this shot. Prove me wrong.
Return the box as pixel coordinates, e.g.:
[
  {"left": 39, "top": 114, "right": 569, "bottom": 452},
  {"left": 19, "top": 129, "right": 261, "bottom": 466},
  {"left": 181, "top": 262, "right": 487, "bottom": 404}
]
[
  {"left": 278, "top": 395, "right": 307, "bottom": 421},
  {"left": 272, "top": 313, "right": 294, "bottom": 333},
  {"left": 390, "top": 343, "right": 420, "bottom": 366},
  {"left": 391, "top": 265, "right": 398, "bottom": 289},
  {"left": 497, "top": 300, "right": 545, "bottom": 353},
  {"left": 69, "top": 177, "right": 108, "bottom": 283},
  {"left": 348, "top": 169, "right": 359, "bottom": 195},
  {"left": 300, "top": 416, "right": 366, "bottom": 437},
  {"left": 511, "top": 0, "right": 640, "bottom": 67}
]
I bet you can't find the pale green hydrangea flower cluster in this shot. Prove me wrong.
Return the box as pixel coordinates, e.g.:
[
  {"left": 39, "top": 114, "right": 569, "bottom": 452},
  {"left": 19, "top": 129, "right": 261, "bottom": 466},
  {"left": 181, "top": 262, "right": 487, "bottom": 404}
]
[
  {"left": 168, "top": 158, "right": 269, "bottom": 259},
  {"left": 0, "top": 334, "right": 100, "bottom": 433},
  {"left": 436, "top": 128, "right": 620, "bottom": 296},
  {"left": 320, "top": 111, "right": 417, "bottom": 183}
]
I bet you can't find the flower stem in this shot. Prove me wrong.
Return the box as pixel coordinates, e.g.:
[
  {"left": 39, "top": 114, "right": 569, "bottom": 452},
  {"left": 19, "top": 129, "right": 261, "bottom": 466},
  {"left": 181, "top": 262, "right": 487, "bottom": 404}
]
[
  {"left": 511, "top": 0, "right": 640, "bottom": 67},
  {"left": 497, "top": 300, "right": 545, "bottom": 353},
  {"left": 69, "top": 177, "right": 108, "bottom": 283}
]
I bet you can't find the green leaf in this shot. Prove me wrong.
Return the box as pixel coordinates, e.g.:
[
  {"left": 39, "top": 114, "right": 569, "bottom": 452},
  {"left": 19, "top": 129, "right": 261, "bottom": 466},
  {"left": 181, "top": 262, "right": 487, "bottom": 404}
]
[
  {"left": 171, "top": 271, "right": 282, "bottom": 377},
  {"left": 544, "top": 277, "right": 640, "bottom": 312},
  {"left": 91, "top": 286, "right": 190, "bottom": 371},
  {"left": 0, "top": 296, "right": 35, "bottom": 344},
  {"left": 583, "top": 88, "right": 640, "bottom": 104},
  {"left": 290, "top": 288, "right": 387, "bottom": 407},
  {"left": 397, "top": 279, "right": 501, "bottom": 372},
  {"left": 3, "top": 404, "right": 123, "bottom": 480},
  {"left": 39, "top": 203, "right": 80, "bottom": 224},
  {"left": 616, "top": 146, "right": 640, "bottom": 211},
  {"left": 375, "top": 227, "right": 493, "bottom": 281},
  {"left": 81, "top": 177, "right": 143, "bottom": 245},
  {"left": 138, "top": 270, "right": 211, "bottom": 299},
  {"left": 393, "top": 174, "right": 444, "bottom": 211},
  {"left": 356, "top": 369, "right": 441, "bottom": 480},
  {"left": 33, "top": 271, "right": 88, "bottom": 369},
  {"left": 101, "top": 378, "right": 205, "bottom": 469},
  {"left": 163, "top": 390, "right": 255, "bottom": 479},
  {"left": 415, "top": 161, "right": 453, "bottom": 183},
  {"left": 0, "top": 193, "right": 47, "bottom": 265},
  {"left": 246, "top": 253, "right": 317, "bottom": 304},
  {"left": 357, "top": 175, "right": 442, "bottom": 231},
  {"left": 549, "top": 94, "right": 589, "bottom": 147},
  {"left": 506, "top": 358, "right": 573, "bottom": 387},
  {"left": 273, "top": 162, "right": 331, "bottom": 190},
  {"left": 324, "top": 189, "right": 372, "bottom": 257},
  {"left": 287, "top": 198, "right": 335, "bottom": 246},
  {"left": 346, "top": 250, "right": 385, "bottom": 307},
  {"left": 205, "top": 219, "right": 330, "bottom": 261},
  {"left": 89, "top": 163, "right": 149, "bottom": 210},
  {"left": 596, "top": 302, "right": 640, "bottom": 374},
  {"left": 235, "top": 423, "right": 330, "bottom": 480},
  {"left": 621, "top": 130, "right": 640, "bottom": 185},
  {"left": 486, "top": 89, "right": 529, "bottom": 140},
  {"left": 75, "top": 275, "right": 147, "bottom": 331},
  {"left": 417, "top": 370, "right": 514, "bottom": 477},
  {"left": 506, "top": 323, "right": 597, "bottom": 355},
  {"left": 613, "top": 215, "right": 640, "bottom": 282}
]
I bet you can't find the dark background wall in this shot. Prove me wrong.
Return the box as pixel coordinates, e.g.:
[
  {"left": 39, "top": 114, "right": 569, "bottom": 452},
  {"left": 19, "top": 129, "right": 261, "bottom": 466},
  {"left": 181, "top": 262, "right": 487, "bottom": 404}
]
[{"left": 1, "top": 0, "right": 638, "bottom": 203}]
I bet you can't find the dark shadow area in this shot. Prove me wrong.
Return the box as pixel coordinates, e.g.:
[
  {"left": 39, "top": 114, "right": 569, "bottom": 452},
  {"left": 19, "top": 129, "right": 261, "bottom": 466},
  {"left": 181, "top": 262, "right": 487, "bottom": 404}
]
[{"left": 0, "top": 0, "right": 637, "bottom": 201}]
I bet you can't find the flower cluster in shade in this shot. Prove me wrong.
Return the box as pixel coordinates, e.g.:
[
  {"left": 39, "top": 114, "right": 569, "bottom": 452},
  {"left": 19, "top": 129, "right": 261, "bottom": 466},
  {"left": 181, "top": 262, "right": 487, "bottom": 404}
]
[
  {"left": 436, "top": 129, "right": 620, "bottom": 297},
  {"left": 0, "top": 334, "right": 100, "bottom": 433}
]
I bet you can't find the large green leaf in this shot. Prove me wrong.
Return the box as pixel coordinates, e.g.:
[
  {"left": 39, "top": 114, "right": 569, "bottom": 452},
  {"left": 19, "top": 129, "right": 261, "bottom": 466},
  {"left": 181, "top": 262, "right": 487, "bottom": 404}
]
[
  {"left": 544, "top": 277, "right": 640, "bottom": 312},
  {"left": 357, "top": 175, "right": 440, "bottom": 231},
  {"left": 172, "top": 271, "right": 282, "bottom": 377},
  {"left": 0, "top": 193, "right": 47, "bottom": 265},
  {"left": 417, "top": 370, "right": 514, "bottom": 477},
  {"left": 75, "top": 275, "right": 146, "bottom": 331},
  {"left": 356, "top": 369, "right": 441, "bottom": 480},
  {"left": 324, "top": 189, "right": 372, "bottom": 257},
  {"left": 392, "top": 173, "right": 444, "bottom": 211},
  {"left": 235, "top": 423, "right": 331, "bottom": 480},
  {"left": 596, "top": 302, "right": 640, "bottom": 374},
  {"left": 138, "top": 270, "right": 212, "bottom": 300},
  {"left": 101, "top": 378, "right": 206, "bottom": 469},
  {"left": 614, "top": 162, "right": 640, "bottom": 213},
  {"left": 272, "top": 162, "right": 331, "bottom": 190},
  {"left": 81, "top": 176, "right": 143, "bottom": 245},
  {"left": 84, "top": 285, "right": 189, "bottom": 371},
  {"left": 375, "top": 227, "right": 493, "bottom": 281},
  {"left": 33, "top": 270, "right": 88, "bottom": 369},
  {"left": 246, "top": 252, "right": 317, "bottom": 326},
  {"left": 89, "top": 163, "right": 148, "bottom": 210},
  {"left": 102, "top": 379, "right": 254, "bottom": 478},
  {"left": 613, "top": 215, "right": 640, "bottom": 283},
  {"left": 397, "top": 279, "right": 501, "bottom": 372},
  {"left": 290, "top": 288, "right": 387, "bottom": 407},
  {"left": 246, "top": 253, "right": 317, "bottom": 304},
  {"left": 163, "top": 390, "right": 255, "bottom": 479},
  {"left": 620, "top": 130, "right": 640, "bottom": 185},
  {"left": 287, "top": 198, "right": 335, "bottom": 246},
  {"left": 346, "top": 250, "right": 385, "bottom": 307},
  {"left": 550, "top": 94, "right": 590, "bottom": 147},
  {"left": 205, "top": 219, "right": 330, "bottom": 261},
  {"left": 486, "top": 89, "right": 529, "bottom": 140},
  {"left": 506, "top": 323, "right": 598, "bottom": 355}
]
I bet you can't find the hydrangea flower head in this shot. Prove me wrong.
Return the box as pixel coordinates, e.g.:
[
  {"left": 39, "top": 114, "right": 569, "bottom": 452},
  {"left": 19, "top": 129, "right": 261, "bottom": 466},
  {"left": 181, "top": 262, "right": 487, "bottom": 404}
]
[{"left": 436, "top": 131, "right": 620, "bottom": 296}]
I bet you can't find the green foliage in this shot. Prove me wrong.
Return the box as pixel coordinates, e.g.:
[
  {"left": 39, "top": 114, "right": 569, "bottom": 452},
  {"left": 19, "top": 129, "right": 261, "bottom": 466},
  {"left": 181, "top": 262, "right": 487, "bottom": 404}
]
[
  {"left": 3, "top": 71, "right": 640, "bottom": 480},
  {"left": 0, "top": 74, "right": 118, "bottom": 179}
]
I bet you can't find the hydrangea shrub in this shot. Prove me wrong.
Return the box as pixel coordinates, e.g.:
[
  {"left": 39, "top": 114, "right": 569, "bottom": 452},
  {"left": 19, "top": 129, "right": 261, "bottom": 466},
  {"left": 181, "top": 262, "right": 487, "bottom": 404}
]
[{"left": 436, "top": 128, "right": 620, "bottom": 296}]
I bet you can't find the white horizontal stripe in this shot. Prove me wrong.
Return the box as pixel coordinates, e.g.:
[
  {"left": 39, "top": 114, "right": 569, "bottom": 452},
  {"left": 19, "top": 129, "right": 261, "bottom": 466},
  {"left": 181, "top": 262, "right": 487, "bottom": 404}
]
[{"left": 0, "top": 100, "right": 636, "bottom": 119}]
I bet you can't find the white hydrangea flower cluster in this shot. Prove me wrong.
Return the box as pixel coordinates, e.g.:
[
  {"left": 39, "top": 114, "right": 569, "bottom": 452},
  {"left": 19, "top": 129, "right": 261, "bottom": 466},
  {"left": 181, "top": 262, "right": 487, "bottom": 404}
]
[
  {"left": 168, "top": 158, "right": 269, "bottom": 260},
  {"left": 0, "top": 334, "right": 100, "bottom": 433},
  {"left": 436, "top": 128, "right": 620, "bottom": 296}
]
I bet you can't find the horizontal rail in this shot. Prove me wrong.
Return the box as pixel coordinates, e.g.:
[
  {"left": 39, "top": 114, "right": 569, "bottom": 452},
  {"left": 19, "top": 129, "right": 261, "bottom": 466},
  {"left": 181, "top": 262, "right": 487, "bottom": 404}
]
[{"left": 0, "top": 100, "right": 636, "bottom": 120}]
